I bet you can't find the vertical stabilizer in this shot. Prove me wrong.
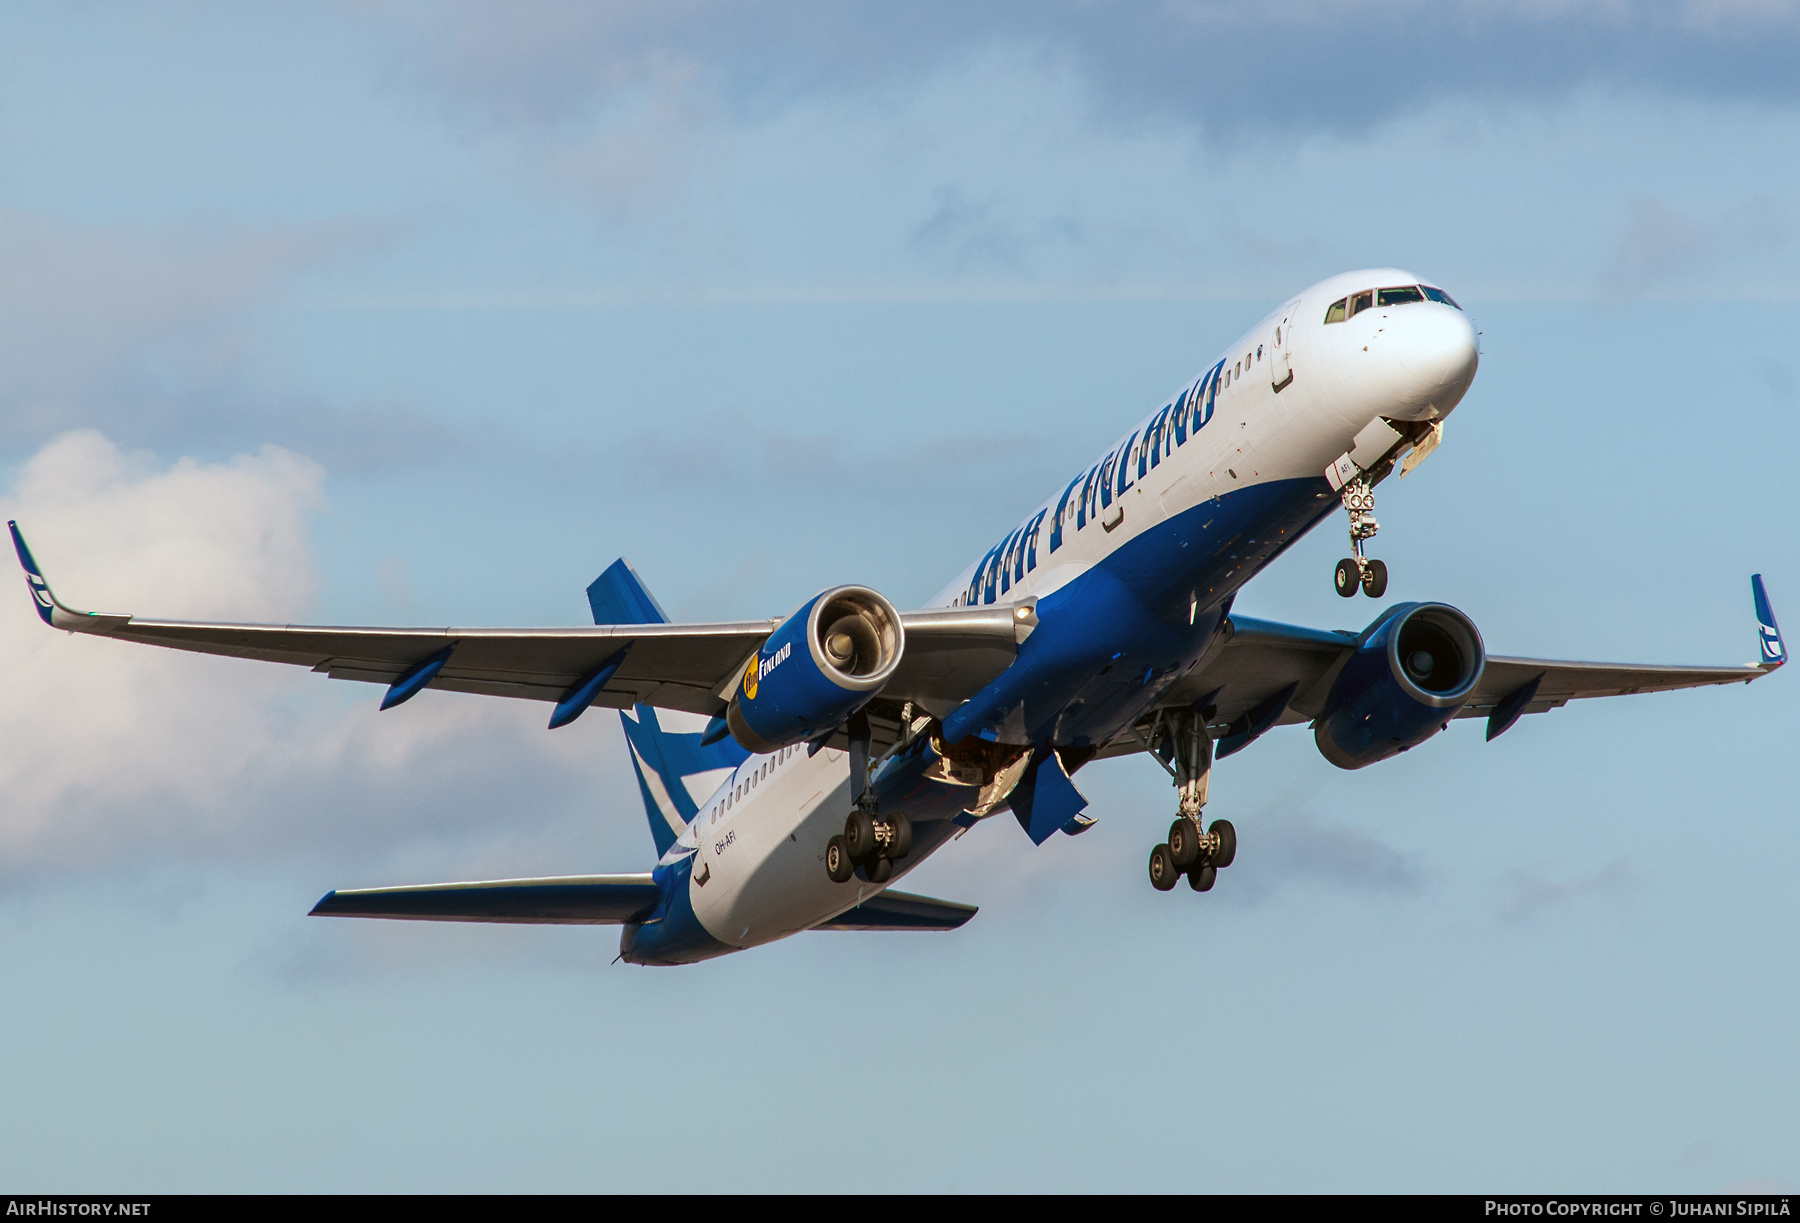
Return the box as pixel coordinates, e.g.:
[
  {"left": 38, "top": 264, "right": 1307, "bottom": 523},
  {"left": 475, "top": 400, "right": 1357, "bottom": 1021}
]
[
  {"left": 588, "top": 559, "right": 746, "bottom": 855},
  {"left": 588, "top": 558, "right": 670, "bottom": 628}
]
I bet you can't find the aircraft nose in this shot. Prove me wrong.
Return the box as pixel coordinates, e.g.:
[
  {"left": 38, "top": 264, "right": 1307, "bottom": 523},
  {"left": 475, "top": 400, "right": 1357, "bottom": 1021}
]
[{"left": 1394, "top": 306, "right": 1479, "bottom": 407}]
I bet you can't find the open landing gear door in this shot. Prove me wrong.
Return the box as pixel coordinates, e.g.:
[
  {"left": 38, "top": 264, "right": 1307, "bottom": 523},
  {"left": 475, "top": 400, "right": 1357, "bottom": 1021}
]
[{"left": 1010, "top": 748, "right": 1091, "bottom": 845}]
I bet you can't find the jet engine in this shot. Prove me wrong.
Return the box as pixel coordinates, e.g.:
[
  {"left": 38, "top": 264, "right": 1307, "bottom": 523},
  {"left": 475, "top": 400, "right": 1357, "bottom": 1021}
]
[
  {"left": 725, "top": 585, "right": 904, "bottom": 753},
  {"left": 1314, "top": 602, "right": 1485, "bottom": 770}
]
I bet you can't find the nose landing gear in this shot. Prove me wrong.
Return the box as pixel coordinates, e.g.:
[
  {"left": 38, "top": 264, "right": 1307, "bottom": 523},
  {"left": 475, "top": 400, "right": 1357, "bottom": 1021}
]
[
  {"left": 1144, "top": 710, "right": 1239, "bottom": 895},
  {"left": 1333, "top": 475, "right": 1388, "bottom": 598}
]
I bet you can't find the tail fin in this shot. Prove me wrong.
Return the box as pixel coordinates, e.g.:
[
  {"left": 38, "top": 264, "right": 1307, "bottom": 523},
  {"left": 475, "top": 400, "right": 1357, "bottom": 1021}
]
[
  {"left": 589, "top": 559, "right": 746, "bottom": 856},
  {"left": 588, "top": 557, "right": 671, "bottom": 628}
]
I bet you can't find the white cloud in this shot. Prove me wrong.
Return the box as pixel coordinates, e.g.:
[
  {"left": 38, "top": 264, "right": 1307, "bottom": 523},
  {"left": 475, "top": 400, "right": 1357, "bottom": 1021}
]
[{"left": 0, "top": 431, "right": 632, "bottom": 874}]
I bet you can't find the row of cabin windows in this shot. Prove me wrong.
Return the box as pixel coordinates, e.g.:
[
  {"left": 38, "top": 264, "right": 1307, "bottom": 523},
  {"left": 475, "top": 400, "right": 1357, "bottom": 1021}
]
[
  {"left": 1323, "top": 283, "right": 1459, "bottom": 324},
  {"left": 951, "top": 335, "right": 1276, "bottom": 608},
  {"left": 710, "top": 743, "right": 799, "bottom": 823}
]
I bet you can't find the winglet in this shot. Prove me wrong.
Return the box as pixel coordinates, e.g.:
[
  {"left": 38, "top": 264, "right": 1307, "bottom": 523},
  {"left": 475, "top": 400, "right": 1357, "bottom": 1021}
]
[
  {"left": 1753, "top": 574, "right": 1785, "bottom": 667},
  {"left": 7, "top": 521, "right": 129, "bottom": 633},
  {"left": 9, "top": 520, "right": 56, "bottom": 626}
]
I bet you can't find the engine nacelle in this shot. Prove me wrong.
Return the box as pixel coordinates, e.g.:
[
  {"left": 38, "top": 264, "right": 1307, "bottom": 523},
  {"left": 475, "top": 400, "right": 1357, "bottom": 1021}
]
[
  {"left": 1314, "top": 602, "right": 1485, "bottom": 770},
  {"left": 725, "top": 585, "right": 904, "bottom": 753}
]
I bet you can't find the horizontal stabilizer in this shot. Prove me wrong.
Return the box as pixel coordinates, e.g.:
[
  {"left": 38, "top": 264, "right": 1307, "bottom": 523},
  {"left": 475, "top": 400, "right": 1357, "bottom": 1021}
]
[
  {"left": 811, "top": 889, "right": 978, "bottom": 931},
  {"left": 309, "top": 873, "right": 660, "bottom": 924}
]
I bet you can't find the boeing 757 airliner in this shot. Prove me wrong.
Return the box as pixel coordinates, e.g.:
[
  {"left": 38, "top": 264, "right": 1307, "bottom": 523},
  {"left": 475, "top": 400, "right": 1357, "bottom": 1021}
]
[{"left": 11, "top": 269, "right": 1784, "bottom": 964}]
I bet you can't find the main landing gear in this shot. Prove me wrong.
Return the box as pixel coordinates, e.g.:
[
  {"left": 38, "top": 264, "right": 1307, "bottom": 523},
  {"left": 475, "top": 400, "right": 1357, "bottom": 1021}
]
[
  {"left": 1144, "top": 709, "right": 1239, "bottom": 895},
  {"left": 1148, "top": 817, "right": 1236, "bottom": 892},
  {"left": 1333, "top": 475, "right": 1388, "bottom": 599},
  {"left": 825, "top": 714, "right": 914, "bottom": 884},
  {"left": 826, "top": 810, "right": 913, "bottom": 884}
]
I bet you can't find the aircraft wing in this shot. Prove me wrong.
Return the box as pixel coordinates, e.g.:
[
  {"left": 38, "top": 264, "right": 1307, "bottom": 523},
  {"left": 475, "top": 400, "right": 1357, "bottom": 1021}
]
[
  {"left": 1450, "top": 655, "right": 1771, "bottom": 730},
  {"left": 1116, "top": 581, "right": 1781, "bottom": 757},
  {"left": 8, "top": 523, "right": 1022, "bottom": 724}
]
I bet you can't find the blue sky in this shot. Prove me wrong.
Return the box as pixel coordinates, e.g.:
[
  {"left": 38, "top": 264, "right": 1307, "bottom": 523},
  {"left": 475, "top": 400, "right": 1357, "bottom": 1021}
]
[{"left": 0, "top": 0, "right": 1797, "bottom": 1191}]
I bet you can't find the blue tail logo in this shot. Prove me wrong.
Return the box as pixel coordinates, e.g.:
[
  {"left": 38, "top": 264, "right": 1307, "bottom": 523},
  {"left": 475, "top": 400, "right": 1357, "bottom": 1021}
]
[
  {"left": 588, "top": 559, "right": 746, "bottom": 855},
  {"left": 1753, "top": 574, "right": 1785, "bottom": 666},
  {"left": 620, "top": 706, "right": 745, "bottom": 855}
]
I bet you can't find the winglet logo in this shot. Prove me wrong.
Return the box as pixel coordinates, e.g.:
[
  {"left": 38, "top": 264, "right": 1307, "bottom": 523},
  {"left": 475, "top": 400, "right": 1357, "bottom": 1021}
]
[{"left": 1759, "top": 619, "right": 1785, "bottom": 665}]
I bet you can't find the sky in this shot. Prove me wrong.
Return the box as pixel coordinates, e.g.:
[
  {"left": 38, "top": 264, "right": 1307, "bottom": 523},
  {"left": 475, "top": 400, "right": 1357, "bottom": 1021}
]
[{"left": 1, "top": 0, "right": 1798, "bottom": 1193}]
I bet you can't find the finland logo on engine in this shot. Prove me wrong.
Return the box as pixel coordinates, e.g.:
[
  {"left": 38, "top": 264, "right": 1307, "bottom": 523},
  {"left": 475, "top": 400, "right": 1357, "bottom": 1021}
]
[{"left": 743, "top": 640, "right": 793, "bottom": 700}]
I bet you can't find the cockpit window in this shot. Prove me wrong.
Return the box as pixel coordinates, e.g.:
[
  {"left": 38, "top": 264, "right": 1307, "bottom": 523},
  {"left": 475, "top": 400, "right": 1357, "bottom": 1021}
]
[
  {"left": 1377, "top": 285, "right": 1424, "bottom": 307},
  {"left": 1420, "top": 285, "right": 1461, "bottom": 310},
  {"left": 1348, "top": 290, "right": 1373, "bottom": 318},
  {"left": 1324, "top": 298, "right": 1347, "bottom": 324}
]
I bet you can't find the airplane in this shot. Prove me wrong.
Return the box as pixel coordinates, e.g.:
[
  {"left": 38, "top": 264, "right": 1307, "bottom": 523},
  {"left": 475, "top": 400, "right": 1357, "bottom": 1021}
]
[{"left": 8, "top": 268, "right": 1785, "bottom": 966}]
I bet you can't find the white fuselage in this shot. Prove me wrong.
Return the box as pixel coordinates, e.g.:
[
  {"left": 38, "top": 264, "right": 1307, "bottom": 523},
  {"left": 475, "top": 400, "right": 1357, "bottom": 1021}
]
[{"left": 651, "top": 268, "right": 1479, "bottom": 958}]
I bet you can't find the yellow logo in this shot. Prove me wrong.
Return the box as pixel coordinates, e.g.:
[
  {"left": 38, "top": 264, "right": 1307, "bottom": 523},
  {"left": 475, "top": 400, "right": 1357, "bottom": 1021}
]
[{"left": 743, "top": 656, "right": 759, "bottom": 701}]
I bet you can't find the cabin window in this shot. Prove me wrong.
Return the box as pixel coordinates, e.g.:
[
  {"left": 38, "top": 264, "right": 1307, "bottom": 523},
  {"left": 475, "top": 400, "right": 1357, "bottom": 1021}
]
[
  {"left": 1377, "top": 285, "right": 1425, "bottom": 307},
  {"left": 1324, "top": 298, "right": 1347, "bottom": 324},
  {"left": 1421, "top": 285, "right": 1461, "bottom": 309},
  {"left": 1349, "top": 290, "right": 1373, "bottom": 317},
  {"left": 1256, "top": 345, "right": 1263, "bottom": 360}
]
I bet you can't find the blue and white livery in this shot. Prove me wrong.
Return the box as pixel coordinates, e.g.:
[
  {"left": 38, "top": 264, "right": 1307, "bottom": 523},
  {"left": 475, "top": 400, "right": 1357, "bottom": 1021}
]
[{"left": 10, "top": 269, "right": 1783, "bottom": 964}]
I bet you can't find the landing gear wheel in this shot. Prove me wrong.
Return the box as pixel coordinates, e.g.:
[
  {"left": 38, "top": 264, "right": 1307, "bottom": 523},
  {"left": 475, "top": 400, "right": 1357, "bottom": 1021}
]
[
  {"left": 1168, "top": 818, "right": 1203, "bottom": 868},
  {"left": 825, "top": 836, "right": 855, "bottom": 883},
  {"left": 887, "top": 813, "right": 914, "bottom": 860},
  {"left": 1207, "top": 819, "right": 1237, "bottom": 869},
  {"left": 862, "top": 856, "right": 894, "bottom": 884},
  {"left": 1334, "top": 558, "right": 1362, "bottom": 598},
  {"left": 1188, "top": 864, "right": 1217, "bottom": 892},
  {"left": 1361, "top": 558, "right": 1388, "bottom": 598},
  {"left": 844, "top": 810, "right": 880, "bottom": 862},
  {"left": 1149, "top": 843, "right": 1180, "bottom": 891}
]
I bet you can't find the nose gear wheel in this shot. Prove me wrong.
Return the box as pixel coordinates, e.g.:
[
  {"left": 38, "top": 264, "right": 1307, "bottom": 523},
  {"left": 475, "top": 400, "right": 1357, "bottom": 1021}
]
[{"left": 1334, "top": 475, "right": 1389, "bottom": 598}]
